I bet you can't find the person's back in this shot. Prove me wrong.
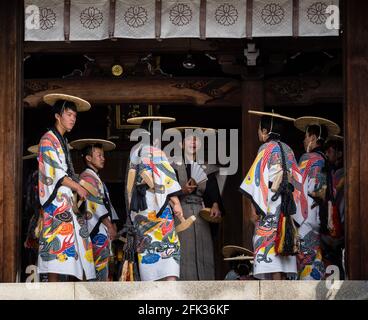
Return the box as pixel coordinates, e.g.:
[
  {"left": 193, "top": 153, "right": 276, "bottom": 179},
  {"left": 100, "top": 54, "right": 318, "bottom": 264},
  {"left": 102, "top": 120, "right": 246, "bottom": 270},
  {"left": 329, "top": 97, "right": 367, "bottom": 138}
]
[{"left": 240, "top": 111, "right": 301, "bottom": 280}]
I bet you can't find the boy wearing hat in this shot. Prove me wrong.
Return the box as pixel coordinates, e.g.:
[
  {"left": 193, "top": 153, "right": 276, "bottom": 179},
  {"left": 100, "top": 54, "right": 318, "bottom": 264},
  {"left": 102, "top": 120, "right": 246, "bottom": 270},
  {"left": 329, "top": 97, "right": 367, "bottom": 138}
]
[
  {"left": 323, "top": 135, "right": 345, "bottom": 279},
  {"left": 70, "top": 139, "right": 119, "bottom": 281},
  {"left": 37, "top": 94, "right": 95, "bottom": 282},
  {"left": 294, "top": 116, "right": 341, "bottom": 280},
  {"left": 23, "top": 145, "right": 40, "bottom": 251},
  {"left": 170, "top": 127, "right": 224, "bottom": 280},
  {"left": 223, "top": 245, "right": 255, "bottom": 280},
  {"left": 324, "top": 135, "right": 344, "bottom": 232},
  {"left": 22, "top": 145, "right": 41, "bottom": 281},
  {"left": 240, "top": 111, "right": 304, "bottom": 280}
]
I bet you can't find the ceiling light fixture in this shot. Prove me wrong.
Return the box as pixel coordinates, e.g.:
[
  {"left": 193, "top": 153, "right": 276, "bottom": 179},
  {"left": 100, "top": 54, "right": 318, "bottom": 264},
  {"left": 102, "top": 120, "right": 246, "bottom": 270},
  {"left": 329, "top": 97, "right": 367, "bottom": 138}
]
[{"left": 183, "top": 54, "right": 196, "bottom": 69}]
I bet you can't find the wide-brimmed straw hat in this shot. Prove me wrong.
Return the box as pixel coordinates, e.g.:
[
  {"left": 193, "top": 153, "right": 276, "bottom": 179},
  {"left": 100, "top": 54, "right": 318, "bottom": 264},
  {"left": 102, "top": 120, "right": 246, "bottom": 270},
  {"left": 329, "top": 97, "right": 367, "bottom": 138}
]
[
  {"left": 294, "top": 116, "right": 340, "bottom": 136},
  {"left": 326, "top": 134, "right": 344, "bottom": 142},
  {"left": 70, "top": 139, "right": 116, "bottom": 152},
  {"left": 43, "top": 93, "right": 91, "bottom": 112},
  {"left": 127, "top": 116, "right": 176, "bottom": 125},
  {"left": 22, "top": 144, "right": 38, "bottom": 160},
  {"left": 27, "top": 145, "right": 39, "bottom": 154},
  {"left": 222, "top": 245, "right": 254, "bottom": 261},
  {"left": 248, "top": 110, "right": 295, "bottom": 122},
  {"left": 169, "top": 126, "right": 217, "bottom": 132},
  {"left": 23, "top": 143, "right": 74, "bottom": 160}
]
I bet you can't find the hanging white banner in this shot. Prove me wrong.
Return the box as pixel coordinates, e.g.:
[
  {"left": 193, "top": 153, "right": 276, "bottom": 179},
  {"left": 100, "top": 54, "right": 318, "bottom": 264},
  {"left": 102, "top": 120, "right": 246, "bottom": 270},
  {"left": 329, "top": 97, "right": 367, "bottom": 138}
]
[
  {"left": 206, "top": 0, "right": 246, "bottom": 38},
  {"left": 70, "top": 0, "right": 110, "bottom": 40},
  {"left": 299, "top": 0, "right": 339, "bottom": 37},
  {"left": 25, "top": 0, "right": 64, "bottom": 41},
  {"left": 114, "top": 0, "right": 156, "bottom": 39},
  {"left": 24, "top": 0, "right": 340, "bottom": 41},
  {"left": 252, "top": 0, "right": 293, "bottom": 37},
  {"left": 161, "top": 0, "right": 200, "bottom": 38}
]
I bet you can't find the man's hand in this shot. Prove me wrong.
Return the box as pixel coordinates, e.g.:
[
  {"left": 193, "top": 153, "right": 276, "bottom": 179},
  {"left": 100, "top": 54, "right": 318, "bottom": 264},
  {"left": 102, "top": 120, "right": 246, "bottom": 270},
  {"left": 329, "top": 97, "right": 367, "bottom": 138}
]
[
  {"left": 182, "top": 179, "right": 197, "bottom": 195},
  {"left": 77, "top": 185, "right": 88, "bottom": 200},
  {"left": 308, "top": 192, "right": 325, "bottom": 209},
  {"left": 210, "top": 202, "right": 222, "bottom": 218},
  {"left": 250, "top": 204, "right": 259, "bottom": 224},
  {"left": 172, "top": 203, "right": 184, "bottom": 220},
  {"left": 107, "top": 223, "right": 117, "bottom": 241}
]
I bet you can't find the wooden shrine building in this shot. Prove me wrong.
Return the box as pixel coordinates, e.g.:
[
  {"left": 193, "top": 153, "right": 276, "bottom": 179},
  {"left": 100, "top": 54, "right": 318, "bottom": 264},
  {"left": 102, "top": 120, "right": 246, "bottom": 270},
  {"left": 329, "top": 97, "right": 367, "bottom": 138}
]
[{"left": 0, "top": 0, "right": 367, "bottom": 282}]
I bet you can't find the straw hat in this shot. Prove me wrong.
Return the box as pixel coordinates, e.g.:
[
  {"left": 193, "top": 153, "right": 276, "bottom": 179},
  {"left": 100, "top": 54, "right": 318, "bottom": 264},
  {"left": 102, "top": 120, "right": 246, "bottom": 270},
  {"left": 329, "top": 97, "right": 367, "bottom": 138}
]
[
  {"left": 294, "top": 116, "right": 340, "bottom": 136},
  {"left": 22, "top": 144, "right": 38, "bottom": 160},
  {"left": 23, "top": 143, "right": 75, "bottom": 160},
  {"left": 326, "top": 134, "right": 344, "bottom": 142},
  {"left": 224, "top": 256, "right": 254, "bottom": 262},
  {"left": 222, "top": 245, "right": 254, "bottom": 260},
  {"left": 248, "top": 110, "right": 296, "bottom": 122},
  {"left": 43, "top": 93, "right": 91, "bottom": 112},
  {"left": 70, "top": 139, "right": 116, "bottom": 152},
  {"left": 199, "top": 207, "right": 222, "bottom": 224},
  {"left": 169, "top": 126, "right": 217, "bottom": 132},
  {"left": 27, "top": 145, "right": 39, "bottom": 154},
  {"left": 127, "top": 116, "right": 176, "bottom": 125}
]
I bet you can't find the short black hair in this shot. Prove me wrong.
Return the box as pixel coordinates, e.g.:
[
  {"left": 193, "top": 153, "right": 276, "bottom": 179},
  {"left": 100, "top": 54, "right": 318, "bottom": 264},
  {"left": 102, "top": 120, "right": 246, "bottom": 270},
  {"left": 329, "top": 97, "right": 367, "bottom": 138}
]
[
  {"left": 260, "top": 115, "right": 284, "bottom": 140},
  {"left": 324, "top": 138, "right": 343, "bottom": 153},
  {"left": 53, "top": 100, "right": 77, "bottom": 115},
  {"left": 306, "top": 124, "right": 328, "bottom": 147},
  {"left": 229, "top": 260, "right": 252, "bottom": 276},
  {"left": 81, "top": 143, "right": 103, "bottom": 165}
]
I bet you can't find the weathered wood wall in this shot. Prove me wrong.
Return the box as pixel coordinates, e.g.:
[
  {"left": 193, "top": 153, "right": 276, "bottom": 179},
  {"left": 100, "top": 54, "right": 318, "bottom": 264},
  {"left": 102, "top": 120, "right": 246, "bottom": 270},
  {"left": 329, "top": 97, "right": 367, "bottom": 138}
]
[
  {"left": 0, "top": 0, "right": 23, "bottom": 282},
  {"left": 344, "top": 0, "right": 368, "bottom": 280}
]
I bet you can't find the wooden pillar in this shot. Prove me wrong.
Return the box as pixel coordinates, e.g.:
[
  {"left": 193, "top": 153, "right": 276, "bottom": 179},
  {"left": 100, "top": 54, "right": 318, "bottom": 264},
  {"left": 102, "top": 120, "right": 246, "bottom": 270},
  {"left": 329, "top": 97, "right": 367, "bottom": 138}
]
[
  {"left": 241, "top": 81, "right": 264, "bottom": 250},
  {"left": 344, "top": 0, "right": 368, "bottom": 280},
  {"left": 0, "top": 0, "right": 23, "bottom": 282}
]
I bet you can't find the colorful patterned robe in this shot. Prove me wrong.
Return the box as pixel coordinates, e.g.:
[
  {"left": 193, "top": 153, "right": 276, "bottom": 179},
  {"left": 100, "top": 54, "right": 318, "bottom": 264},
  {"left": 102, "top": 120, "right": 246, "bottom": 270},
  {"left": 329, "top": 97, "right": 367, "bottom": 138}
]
[
  {"left": 297, "top": 151, "right": 326, "bottom": 280},
  {"left": 37, "top": 130, "right": 95, "bottom": 280},
  {"left": 240, "top": 141, "right": 305, "bottom": 280},
  {"left": 80, "top": 168, "right": 119, "bottom": 281},
  {"left": 128, "top": 143, "right": 182, "bottom": 281}
]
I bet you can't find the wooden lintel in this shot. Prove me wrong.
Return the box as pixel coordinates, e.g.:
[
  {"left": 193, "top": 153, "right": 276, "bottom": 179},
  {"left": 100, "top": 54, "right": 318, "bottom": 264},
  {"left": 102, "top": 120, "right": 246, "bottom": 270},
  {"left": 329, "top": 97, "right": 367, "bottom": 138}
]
[
  {"left": 24, "top": 76, "right": 342, "bottom": 108},
  {"left": 24, "top": 77, "right": 240, "bottom": 107}
]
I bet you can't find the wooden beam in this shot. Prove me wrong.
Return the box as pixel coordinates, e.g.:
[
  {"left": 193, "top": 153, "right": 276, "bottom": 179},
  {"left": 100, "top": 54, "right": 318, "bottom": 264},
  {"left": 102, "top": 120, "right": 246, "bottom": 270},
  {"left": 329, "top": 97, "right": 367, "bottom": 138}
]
[
  {"left": 265, "top": 77, "right": 342, "bottom": 106},
  {"left": 24, "top": 77, "right": 342, "bottom": 108},
  {"left": 0, "top": 0, "right": 23, "bottom": 282},
  {"left": 24, "top": 39, "right": 245, "bottom": 54},
  {"left": 24, "top": 77, "right": 240, "bottom": 107},
  {"left": 241, "top": 81, "right": 264, "bottom": 250},
  {"left": 344, "top": 0, "right": 368, "bottom": 280}
]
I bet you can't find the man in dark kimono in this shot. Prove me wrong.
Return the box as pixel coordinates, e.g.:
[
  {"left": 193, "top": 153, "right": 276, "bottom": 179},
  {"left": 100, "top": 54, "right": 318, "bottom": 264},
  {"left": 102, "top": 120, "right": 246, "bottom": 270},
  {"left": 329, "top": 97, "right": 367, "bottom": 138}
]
[{"left": 171, "top": 127, "right": 224, "bottom": 280}]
